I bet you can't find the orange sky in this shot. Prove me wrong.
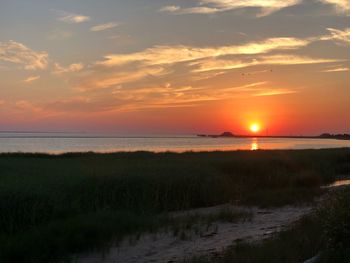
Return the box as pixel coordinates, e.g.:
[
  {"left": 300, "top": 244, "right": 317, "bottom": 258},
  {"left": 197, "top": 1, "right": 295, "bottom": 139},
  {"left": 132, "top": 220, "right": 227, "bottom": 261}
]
[{"left": 0, "top": 0, "right": 350, "bottom": 135}]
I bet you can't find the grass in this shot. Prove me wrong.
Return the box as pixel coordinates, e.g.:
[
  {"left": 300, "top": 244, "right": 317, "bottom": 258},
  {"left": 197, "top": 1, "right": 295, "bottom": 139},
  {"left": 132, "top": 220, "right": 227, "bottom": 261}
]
[
  {"left": 182, "top": 215, "right": 323, "bottom": 263},
  {"left": 168, "top": 207, "right": 253, "bottom": 240},
  {"left": 0, "top": 148, "right": 350, "bottom": 262},
  {"left": 0, "top": 211, "right": 158, "bottom": 262},
  {"left": 0, "top": 208, "right": 252, "bottom": 262},
  {"left": 184, "top": 187, "right": 350, "bottom": 263},
  {"left": 318, "top": 188, "right": 350, "bottom": 262}
]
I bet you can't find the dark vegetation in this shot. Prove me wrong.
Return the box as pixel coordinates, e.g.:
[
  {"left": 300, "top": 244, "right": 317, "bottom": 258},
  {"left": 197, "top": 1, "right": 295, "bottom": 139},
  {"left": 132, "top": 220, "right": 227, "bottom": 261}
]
[
  {"left": 184, "top": 187, "right": 350, "bottom": 263},
  {"left": 183, "top": 215, "right": 323, "bottom": 263},
  {"left": 0, "top": 148, "right": 350, "bottom": 262},
  {"left": 320, "top": 133, "right": 350, "bottom": 140},
  {"left": 319, "top": 188, "right": 350, "bottom": 262}
]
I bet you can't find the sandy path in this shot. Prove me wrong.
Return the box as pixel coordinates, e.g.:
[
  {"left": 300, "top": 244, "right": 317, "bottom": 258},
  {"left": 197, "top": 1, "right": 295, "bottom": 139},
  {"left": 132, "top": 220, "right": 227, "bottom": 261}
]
[{"left": 76, "top": 205, "right": 312, "bottom": 263}]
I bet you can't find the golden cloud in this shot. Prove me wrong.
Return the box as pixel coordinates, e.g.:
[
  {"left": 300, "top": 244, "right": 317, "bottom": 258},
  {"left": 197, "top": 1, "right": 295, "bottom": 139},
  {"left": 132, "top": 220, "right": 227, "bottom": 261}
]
[
  {"left": 77, "top": 67, "right": 167, "bottom": 91},
  {"left": 91, "top": 22, "right": 119, "bottom": 32},
  {"left": 53, "top": 63, "right": 84, "bottom": 74},
  {"left": 192, "top": 55, "right": 341, "bottom": 72},
  {"left": 98, "top": 38, "right": 309, "bottom": 67},
  {"left": 320, "top": 0, "right": 350, "bottom": 14},
  {"left": 160, "top": 0, "right": 302, "bottom": 16},
  {"left": 0, "top": 41, "right": 48, "bottom": 70},
  {"left": 23, "top": 75, "right": 40, "bottom": 83},
  {"left": 323, "top": 28, "right": 350, "bottom": 44},
  {"left": 58, "top": 11, "right": 90, "bottom": 23}
]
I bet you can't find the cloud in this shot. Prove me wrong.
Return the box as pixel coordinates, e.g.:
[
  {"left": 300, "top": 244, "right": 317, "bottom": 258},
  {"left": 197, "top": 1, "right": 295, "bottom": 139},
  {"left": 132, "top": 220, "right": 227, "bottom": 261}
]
[
  {"left": 69, "top": 29, "right": 347, "bottom": 113},
  {"left": 322, "top": 66, "right": 350, "bottom": 72},
  {"left": 160, "top": 0, "right": 302, "bottom": 16},
  {"left": 165, "top": 6, "right": 220, "bottom": 14},
  {"left": 0, "top": 41, "right": 48, "bottom": 70},
  {"left": 31, "top": 69, "right": 298, "bottom": 115},
  {"left": 322, "top": 28, "right": 350, "bottom": 44},
  {"left": 91, "top": 22, "right": 119, "bottom": 32},
  {"left": 159, "top": 6, "right": 181, "bottom": 12},
  {"left": 192, "top": 55, "right": 341, "bottom": 72},
  {"left": 104, "top": 81, "right": 299, "bottom": 113},
  {"left": 57, "top": 11, "right": 90, "bottom": 23},
  {"left": 105, "top": 82, "right": 261, "bottom": 112},
  {"left": 75, "top": 36, "right": 319, "bottom": 101},
  {"left": 23, "top": 75, "right": 40, "bottom": 83},
  {"left": 77, "top": 67, "right": 167, "bottom": 91},
  {"left": 320, "top": 0, "right": 350, "bottom": 14},
  {"left": 252, "top": 88, "right": 299, "bottom": 96},
  {"left": 53, "top": 63, "right": 84, "bottom": 74},
  {"left": 219, "top": 82, "right": 299, "bottom": 97},
  {"left": 98, "top": 37, "right": 309, "bottom": 67},
  {"left": 259, "top": 54, "right": 341, "bottom": 65}
]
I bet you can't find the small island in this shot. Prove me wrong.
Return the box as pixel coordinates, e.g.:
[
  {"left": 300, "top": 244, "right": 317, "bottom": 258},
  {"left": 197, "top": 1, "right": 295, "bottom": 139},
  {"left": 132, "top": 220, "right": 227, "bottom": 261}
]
[{"left": 197, "top": 131, "right": 235, "bottom": 138}]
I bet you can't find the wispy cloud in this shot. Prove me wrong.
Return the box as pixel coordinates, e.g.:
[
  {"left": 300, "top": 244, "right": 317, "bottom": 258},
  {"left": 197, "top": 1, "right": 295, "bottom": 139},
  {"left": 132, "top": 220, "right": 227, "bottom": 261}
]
[
  {"left": 77, "top": 67, "right": 167, "bottom": 91},
  {"left": 98, "top": 37, "right": 309, "bottom": 67},
  {"left": 56, "top": 27, "right": 349, "bottom": 114},
  {"left": 106, "top": 82, "right": 265, "bottom": 112},
  {"left": 252, "top": 88, "right": 299, "bottom": 96},
  {"left": 159, "top": 6, "right": 181, "bottom": 12},
  {"left": 321, "top": 27, "right": 350, "bottom": 44},
  {"left": 320, "top": 0, "right": 350, "bottom": 14},
  {"left": 160, "top": 6, "right": 219, "bottom": 14},
  {"left": 53, "top": 63, "right": 84, "bottom": 74},
  {"left": 75, "top": 36, "right": 330, "bottom": 98},
  {"left": 91, "top": 22, "right": 119, "bottom": 32},
  {"left": 322, "top": 66, "right": 350, "bottom": 72},
  {"left": 0, "top": 41, "right": 48, "bottom": 70},
  {"left": 106, "top": 82, "right": 299, "bottom": 113},
  {"left": 57, "top": 11, "right": 90, "bottom": 23},
  {"left": 17, "top": 75, "right": 298, "bottom": 115},
  {"left": 23, "top": 75, "right": 40, "bottom": 83},
  {"left": 160, "top": 0, "right": 302, "bottom": 16},
  {"left": 192, "top": 55, "right": 341, "bottom": 72}
]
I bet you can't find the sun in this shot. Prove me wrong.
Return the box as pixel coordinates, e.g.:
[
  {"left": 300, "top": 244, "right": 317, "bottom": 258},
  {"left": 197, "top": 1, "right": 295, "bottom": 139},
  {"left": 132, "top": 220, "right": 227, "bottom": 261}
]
[{"left": 250, "top": 123, "right": 260, "bottom": 133}]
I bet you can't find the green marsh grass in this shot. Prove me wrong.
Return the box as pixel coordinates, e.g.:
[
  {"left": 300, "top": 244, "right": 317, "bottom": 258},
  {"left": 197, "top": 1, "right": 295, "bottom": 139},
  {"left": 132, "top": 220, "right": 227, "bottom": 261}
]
[{"left": 0, "top": 148, "right": 349, "bottom": 262}]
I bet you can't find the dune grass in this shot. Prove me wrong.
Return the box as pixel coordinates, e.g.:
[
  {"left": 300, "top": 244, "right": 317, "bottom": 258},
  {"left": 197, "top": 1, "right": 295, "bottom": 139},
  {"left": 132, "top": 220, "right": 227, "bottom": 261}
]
[
  {"left": 318, "top": 188, "right": 350, "bottom": 262},
  {"left": 183, "top": 215, "right": 324, "bottom": 263},
  {"left": 0, "top": 148, "right": 350, "bottom": 262},
  {"left": 184, "top": 187, "right": 350, "bottom": 263}
]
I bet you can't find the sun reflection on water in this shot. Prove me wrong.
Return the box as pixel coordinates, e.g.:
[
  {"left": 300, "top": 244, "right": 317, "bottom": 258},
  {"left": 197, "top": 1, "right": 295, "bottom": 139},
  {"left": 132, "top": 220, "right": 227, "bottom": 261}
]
[{"left": 251, "top": 139, "right": 259, "bottom": 151}]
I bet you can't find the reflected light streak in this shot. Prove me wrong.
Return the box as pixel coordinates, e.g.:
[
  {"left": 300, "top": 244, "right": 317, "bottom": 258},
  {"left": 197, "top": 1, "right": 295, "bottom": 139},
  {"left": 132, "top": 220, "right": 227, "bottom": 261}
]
[{"left": 251, "top": 138, "right": 259, "bottom": 150}]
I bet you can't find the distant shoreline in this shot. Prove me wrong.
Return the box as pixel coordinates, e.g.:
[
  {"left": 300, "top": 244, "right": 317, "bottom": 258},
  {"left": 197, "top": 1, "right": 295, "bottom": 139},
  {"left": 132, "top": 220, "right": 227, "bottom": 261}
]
[
  {"left": 0, "top": 130, "right": 349, "bottom": 140},
  {"left": 197, "top": 133, "right": 350, "bottom": 140}
]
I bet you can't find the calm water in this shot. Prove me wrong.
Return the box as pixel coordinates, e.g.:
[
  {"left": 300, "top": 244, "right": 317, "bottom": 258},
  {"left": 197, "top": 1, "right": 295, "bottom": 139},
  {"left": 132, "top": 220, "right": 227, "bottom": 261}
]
[{"left": 0, "top": 133, "right": 349, "bottom": 153}]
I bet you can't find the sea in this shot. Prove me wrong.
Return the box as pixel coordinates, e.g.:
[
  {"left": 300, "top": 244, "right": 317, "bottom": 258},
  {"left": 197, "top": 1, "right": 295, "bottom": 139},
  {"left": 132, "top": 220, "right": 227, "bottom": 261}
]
[{"left": 0, "top": 132, "right": 349, "bottom": 154}]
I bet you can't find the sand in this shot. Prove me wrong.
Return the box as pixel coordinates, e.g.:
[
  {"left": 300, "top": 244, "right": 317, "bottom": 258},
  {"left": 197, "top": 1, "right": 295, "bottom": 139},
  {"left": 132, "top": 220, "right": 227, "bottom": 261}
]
[{"left": 76, "top": 205, "right": 312, "bottom": 263}]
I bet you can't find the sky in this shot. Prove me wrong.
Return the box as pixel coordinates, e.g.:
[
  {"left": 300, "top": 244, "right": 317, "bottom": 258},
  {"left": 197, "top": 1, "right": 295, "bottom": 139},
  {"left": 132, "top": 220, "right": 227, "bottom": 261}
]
[{"left": 0, "top": 0, "right": 350, "bottom": 135}]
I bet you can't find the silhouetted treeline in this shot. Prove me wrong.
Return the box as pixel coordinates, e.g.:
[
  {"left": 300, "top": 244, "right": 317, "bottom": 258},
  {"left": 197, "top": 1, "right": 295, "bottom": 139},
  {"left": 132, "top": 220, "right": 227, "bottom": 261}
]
[{"left": 319, "top": 133, "right": 350, "bottom": 140}]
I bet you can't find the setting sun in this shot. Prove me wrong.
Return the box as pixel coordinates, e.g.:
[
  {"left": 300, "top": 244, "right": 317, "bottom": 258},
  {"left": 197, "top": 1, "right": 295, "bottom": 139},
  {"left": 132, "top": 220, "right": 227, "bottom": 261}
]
[{"left": 250, "top": 123, "right": 261, "bottom": 133}]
